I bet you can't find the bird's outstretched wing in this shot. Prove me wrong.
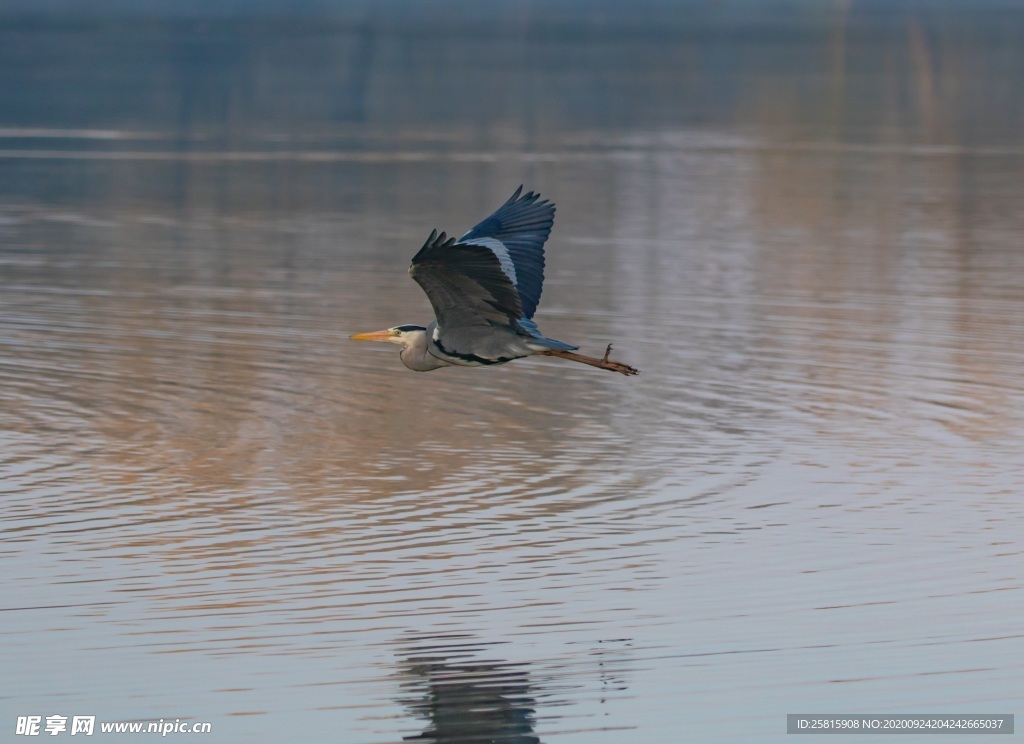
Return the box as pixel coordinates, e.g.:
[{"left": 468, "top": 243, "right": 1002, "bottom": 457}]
[
  {"left": 409, "top": 229, "right": 523, "bottom": 345},
  {"left": 409, "top": 187, "right": 556, "bottom": 359},
  {"left": 457, "top": 186, "right": 554, "bottom": 320}
]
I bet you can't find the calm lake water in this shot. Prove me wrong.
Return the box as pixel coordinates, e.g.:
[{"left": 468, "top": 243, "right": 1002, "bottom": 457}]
[{"left": 2, "top": 4, "right": 1023, "bottom": 742}]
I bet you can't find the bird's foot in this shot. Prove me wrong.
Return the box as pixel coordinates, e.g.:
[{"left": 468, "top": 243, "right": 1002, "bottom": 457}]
[
  {"left": 541, "top": 347, "right": 640, "bottom": 376},
  {"left": 602, "top": 359, "right": 640, "bottom": 376},
  {"left": 600, "top": 343, "right": 638, "bottom": 375}
]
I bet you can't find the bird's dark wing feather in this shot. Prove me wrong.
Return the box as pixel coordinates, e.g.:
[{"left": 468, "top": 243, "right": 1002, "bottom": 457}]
[
  {"left": 410, "top": 229, "right": 523, "bottom": 346},
  {"left": 458, "top": 186, "right": 554, "bottom": 320}
]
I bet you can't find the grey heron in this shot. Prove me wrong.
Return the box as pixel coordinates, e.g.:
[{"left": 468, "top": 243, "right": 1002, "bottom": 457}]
[{"left": 350, "top": 187, "right": 639, "bottom": 376}]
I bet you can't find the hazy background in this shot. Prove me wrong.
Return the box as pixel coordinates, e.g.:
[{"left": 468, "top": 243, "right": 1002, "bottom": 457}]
[{"left": 2, "top": 2, "right": 1023, "bottom": 742}]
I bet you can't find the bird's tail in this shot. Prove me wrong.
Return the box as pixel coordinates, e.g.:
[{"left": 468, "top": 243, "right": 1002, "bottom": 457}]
[{"left": 518, "top": 319, "right": 578, "bottom": 351}]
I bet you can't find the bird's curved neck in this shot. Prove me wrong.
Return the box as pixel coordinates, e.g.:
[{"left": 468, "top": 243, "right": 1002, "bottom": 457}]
[{"left": 399, "top": 329, "right": 448, "bottom": 371}]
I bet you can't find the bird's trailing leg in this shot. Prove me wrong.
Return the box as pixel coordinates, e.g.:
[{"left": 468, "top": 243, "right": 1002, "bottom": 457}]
[{"left": 541, "top": 343, "right": 639, "bottom": 376}]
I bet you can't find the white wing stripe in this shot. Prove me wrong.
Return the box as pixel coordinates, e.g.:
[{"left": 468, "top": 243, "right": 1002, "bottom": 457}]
[{"left": 461, "top": 237, "right": 518, "bottom": 288}]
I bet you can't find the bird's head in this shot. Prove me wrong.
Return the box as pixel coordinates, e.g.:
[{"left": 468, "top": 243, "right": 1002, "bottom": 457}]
[{"left": 349, "top": 325, "right": 427, "bottom": 348}]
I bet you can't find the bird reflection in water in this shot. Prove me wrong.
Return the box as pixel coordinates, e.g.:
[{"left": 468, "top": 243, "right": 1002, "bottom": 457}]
[{"left": 397, "top": 633, "right": 542, "bottom": 744}]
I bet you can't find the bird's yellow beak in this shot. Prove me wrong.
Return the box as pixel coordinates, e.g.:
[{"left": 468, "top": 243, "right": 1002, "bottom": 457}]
[{"left": 349, "top": 329, "right": 396, "bottom": 342}]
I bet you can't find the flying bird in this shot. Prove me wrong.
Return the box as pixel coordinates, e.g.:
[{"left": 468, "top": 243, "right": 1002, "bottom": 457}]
[{"left": 350, "top": 187, "right": 639, "bottom": 376}]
